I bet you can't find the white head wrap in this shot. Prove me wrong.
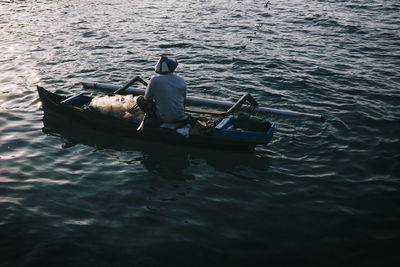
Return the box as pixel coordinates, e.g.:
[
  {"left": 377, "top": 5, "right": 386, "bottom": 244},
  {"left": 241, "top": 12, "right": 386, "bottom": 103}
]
[{"left": 155, "top": 56, "right": 178, "bottom": 74}]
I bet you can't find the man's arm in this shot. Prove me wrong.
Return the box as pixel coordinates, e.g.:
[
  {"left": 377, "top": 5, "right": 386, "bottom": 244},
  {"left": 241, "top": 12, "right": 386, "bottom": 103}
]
[{"left": 144, "top": 77, "right": 155, "bottom": 101}]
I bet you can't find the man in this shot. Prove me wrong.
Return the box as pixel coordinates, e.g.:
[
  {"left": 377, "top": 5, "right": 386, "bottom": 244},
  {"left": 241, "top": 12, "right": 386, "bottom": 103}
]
[{"left": 137, "top": 56, "right": 188, "bottom": 124}]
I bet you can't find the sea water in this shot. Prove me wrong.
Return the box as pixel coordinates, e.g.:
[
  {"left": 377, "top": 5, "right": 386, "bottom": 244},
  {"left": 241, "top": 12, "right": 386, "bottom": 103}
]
[{"left": 0, "top": 0, "right": 399, "bottom": 266}]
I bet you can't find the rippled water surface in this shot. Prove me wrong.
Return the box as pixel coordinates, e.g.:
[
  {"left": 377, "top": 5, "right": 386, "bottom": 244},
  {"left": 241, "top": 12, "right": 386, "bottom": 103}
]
[{"left": 1, "top": 0, "right": 399, "bottom": 266}]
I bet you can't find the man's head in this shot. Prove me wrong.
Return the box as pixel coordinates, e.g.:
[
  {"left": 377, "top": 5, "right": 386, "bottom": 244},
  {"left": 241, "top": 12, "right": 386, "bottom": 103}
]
[{"left": 155, "top": 55, "right": 178, "bottom": 74}]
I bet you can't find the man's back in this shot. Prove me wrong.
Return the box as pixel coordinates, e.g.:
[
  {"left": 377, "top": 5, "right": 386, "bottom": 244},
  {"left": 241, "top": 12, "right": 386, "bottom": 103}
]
[{"left": 144, "top": 74, "right": 187, "bottom": 123}]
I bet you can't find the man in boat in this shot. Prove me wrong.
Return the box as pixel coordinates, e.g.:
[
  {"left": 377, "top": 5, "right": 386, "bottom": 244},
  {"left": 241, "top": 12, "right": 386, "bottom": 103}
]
[{"left": 137, "top": 55, "right": 188, "bottom": 124}]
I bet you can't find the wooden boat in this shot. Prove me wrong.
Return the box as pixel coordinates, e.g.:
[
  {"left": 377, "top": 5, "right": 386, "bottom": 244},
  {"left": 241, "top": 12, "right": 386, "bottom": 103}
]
[{"left": 37, "top": 86, "right": 275, "bottom": 150}]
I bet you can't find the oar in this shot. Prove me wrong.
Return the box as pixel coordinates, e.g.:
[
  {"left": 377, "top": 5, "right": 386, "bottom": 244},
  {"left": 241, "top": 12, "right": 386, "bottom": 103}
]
[
  {"left": 184, "top": 107, "right": 226, "bottom": 115},
  {"left": 186, "top": 93, "right": 258, "bottom": 117},
  {"left": 225, "top": 93, "right": 258, "bottom": 115},
  {"left": 114, "top": 76, "right": 147, "bottom": 95}
]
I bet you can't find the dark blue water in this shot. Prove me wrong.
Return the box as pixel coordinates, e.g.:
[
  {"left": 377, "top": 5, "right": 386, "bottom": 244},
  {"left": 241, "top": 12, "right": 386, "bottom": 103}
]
[{"left": 1, "top": 0, "right": 399, "bottom": 266}]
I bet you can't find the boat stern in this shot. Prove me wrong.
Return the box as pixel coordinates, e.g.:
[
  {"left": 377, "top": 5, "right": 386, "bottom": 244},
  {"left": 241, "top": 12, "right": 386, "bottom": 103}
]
[{"left": 210, "top": 115, "right": 275, "bottom": 146}]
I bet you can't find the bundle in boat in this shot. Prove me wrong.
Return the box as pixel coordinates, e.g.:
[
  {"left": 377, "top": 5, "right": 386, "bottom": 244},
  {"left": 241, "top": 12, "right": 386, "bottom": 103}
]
[{"left": 89, "top": 95, "right": 144, "bottom": 122}]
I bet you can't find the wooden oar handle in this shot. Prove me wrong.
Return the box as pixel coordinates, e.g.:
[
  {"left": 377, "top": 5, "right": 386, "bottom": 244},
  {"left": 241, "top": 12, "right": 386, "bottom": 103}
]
[
  {"left": 185, "top": 108, "right": 226, "bottom": 115},
  {"left": 114, "top": 76, "right": 148, "bottom": 95},
  {"left": 226, "top": 93, "right": 258, "bottom": 115}
]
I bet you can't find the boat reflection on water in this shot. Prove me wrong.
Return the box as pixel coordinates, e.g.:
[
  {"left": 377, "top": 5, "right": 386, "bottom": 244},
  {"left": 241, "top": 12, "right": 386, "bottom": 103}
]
[{"left": 41, "top": 112, "right": 270, "bottom": 179}]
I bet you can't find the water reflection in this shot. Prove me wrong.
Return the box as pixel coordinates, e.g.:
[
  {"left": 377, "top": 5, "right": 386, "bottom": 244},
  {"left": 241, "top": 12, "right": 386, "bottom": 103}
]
[{"left": 42, "top": 112, "right": 270, "bottom": 179}]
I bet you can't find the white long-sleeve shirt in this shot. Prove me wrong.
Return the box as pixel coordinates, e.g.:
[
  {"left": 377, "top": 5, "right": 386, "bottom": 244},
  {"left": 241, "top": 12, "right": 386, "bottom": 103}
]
[{"left": 144, "top": 73, "right": 188, "bottom": 123}]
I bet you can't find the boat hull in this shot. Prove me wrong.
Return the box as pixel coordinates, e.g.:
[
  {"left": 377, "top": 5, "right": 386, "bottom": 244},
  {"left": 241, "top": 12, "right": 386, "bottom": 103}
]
[{"left": 37, "top": 86, "right": 274, "bottom": 150}]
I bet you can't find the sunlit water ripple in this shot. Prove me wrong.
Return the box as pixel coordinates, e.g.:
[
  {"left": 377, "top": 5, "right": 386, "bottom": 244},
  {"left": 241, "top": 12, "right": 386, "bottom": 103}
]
[{"left": 1, "top": 0, "right": 399, "bottom": 266}]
